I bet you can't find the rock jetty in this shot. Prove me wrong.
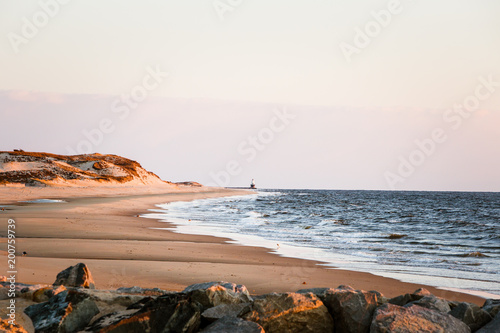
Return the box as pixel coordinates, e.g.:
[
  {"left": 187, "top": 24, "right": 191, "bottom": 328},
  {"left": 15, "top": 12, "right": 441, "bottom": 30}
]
[{"left": 0, "top": 263, "right": 498, "bottom": 332}]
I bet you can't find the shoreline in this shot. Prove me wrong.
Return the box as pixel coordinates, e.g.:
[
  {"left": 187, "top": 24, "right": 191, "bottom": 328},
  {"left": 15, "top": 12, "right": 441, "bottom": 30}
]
[
  {"left": 0, "top": 186, "right": 487, "bottom": 306},
  {"left": 146, "top": 204, "right": 500, "bottom": 301},
  {"left": 145, "top": 193, "right": 500, "bottom": 301}
]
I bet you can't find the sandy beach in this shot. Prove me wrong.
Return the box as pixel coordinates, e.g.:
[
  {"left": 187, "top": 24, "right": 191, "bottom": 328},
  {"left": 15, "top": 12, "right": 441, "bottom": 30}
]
[{"left": 0, "top": 185, "right": 485, "bottom": 306}]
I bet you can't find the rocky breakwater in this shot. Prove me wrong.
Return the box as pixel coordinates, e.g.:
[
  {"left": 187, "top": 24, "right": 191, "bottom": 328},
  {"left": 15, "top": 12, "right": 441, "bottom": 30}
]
[{"left": 0, "top": 263, "right": 499, "bottom": 332}]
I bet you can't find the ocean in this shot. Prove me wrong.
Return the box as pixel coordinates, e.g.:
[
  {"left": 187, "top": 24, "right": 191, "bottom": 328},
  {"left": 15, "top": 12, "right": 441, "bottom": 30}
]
[{"left": 144, "top": 189, "right": 500, "bottom": 298}]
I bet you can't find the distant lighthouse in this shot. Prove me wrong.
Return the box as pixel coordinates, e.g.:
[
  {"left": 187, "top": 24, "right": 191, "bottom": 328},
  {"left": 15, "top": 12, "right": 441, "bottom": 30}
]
[{"left": 250, "top": 179, "right": 256, "bottom": 189}]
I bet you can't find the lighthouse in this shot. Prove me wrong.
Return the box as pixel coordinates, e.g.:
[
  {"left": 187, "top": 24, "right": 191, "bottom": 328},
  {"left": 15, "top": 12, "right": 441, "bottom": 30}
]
[{"left": 250, "top": 179, "right": 256, "bottom": 189}]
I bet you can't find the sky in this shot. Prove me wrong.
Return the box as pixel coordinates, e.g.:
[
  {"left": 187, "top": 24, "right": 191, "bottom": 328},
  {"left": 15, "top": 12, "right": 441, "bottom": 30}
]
[{"left": 1, "top": 0, "right": 499, "bottom": 191}]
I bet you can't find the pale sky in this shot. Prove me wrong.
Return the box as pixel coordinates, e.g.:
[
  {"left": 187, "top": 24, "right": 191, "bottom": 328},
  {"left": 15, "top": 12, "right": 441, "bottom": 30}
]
[{"left": 1, "top": 1, "right": 499, "bottom": 191}]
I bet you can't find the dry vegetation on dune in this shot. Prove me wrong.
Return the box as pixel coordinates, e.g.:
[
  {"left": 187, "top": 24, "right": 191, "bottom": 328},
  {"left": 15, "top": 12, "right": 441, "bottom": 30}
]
[{"left": 0, "top": 151, "right": 171, "bottom": 187}]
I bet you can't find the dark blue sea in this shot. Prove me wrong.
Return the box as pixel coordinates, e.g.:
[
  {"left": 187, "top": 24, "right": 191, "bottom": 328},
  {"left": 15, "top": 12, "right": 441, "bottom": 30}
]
[{"left": 145, "top": 189, "right": 500, "bottom": 298}]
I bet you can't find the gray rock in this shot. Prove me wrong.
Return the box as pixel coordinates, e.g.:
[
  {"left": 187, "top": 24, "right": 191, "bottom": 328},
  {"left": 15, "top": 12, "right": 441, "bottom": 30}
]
[
  {"left": 296, "top": 287, "right": 332, "bottom": 301},
  {"left": 483, "top": 299, "right": 500, "bottom": 317},
  {"left": 240, "top": 292, "right": 334, "bottom": 333},
  {"left": 116, "top": 286, "right": 168, "bottom": 296},
  {"left": 370, "top": 303, "right": 471, "bottom": 333},
  {"left": 202, "top": 303, "right": 250, "bottom": 322},
  {"left": 450, "top": 302, "right": 493, "bottom": 332},
  {"left": 202, "top": 316, "right": 265, "bottom": 333},
  {"left": 407, "top": 295, "right": 451, "bottom": 313},
  {"left": 389, "top": 293, "right": 424, "bottom": 306},
  {"left": 53, "top": 263, "right": 95, "bottom": 289},
  {"left": 183, "top": 281, "right": 252, "bottom": 309},
  {"left": 80, "top": 309, "right": 141, "bottom": 332},
  {"left": 476, "top": 312, "right": 500, "bottom": 333},
  {"left": 78, "top": 289, "right": 148, "bottom": 307},
  {"left": 322, "top": 287, "right": 381, "bottom": 333},
  {"left": 83, "top": 293, "right": 201, "bottom": 333},
  {"left": 24, "top": 290, "right": 99, "bottom": 333},
  {"left": 388, "top": 288, "right": 434, "bottom": 308}
]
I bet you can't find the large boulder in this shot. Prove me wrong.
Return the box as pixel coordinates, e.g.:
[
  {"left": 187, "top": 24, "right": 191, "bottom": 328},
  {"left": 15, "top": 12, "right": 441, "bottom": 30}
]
[
  {"left": 183, "top": 281, "right": 252, "bottom": 309},
  {"left": 24, "top": 290, "right": 100, "bottom": 333},
  {"left": 53, "top": 263, "right": 95, "bottom": 289},
  {"left": 83, "top": 293, "right": 201, "bottom": 333},
  {"left": 482, "top": 299, "right": 500, "bottom": 317},
  {"left": 202, "top": 316, "right": 265, "bottom": 333},
  {"left": 370, "top": 303, "right": 471, "bottom": 333},
  {"left": 477, "top": 312, "right": 500, "bottom": 333},
  {"left": 449, "top": 302, "right": 492, "bottom": 332},
  {"left": 202, "top": 303, "right": 250, "bottom": 323},
  {"left": 240, "top": 292, "right": 334, "bottom": 333},
  {"left": 322, "top": 286, "right": 381, "bottom": 333},
  {"left": 406, "top": 295, "right": 451, "bottom": 313}
]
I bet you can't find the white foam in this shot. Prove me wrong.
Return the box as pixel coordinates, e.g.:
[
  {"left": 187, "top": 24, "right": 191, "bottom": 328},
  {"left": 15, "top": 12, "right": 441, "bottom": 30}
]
[
  {"left": 21, "top": 199, "right": 67, "bottom": 203},
  {"left": 438, "top": 287, "right": 500, "bottom": 300}
]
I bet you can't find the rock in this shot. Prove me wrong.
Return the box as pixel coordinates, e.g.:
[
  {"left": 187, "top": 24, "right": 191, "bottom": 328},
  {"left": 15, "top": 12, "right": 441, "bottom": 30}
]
[
  {"left": 449, "top": 300, "right": 461, "bottom": 310},
  {"left": 388, "top": 288, "right": 436, "bottom": 309},
  {"left": 202, "top": 303, "right": 250, "bottom": 323},
  {"left": 83, "top": 293, "right": 201, "bottom": 333},
  {"left": 389, "top": 293, "right": 424, "bottom": 307},
  {"left": 202, "top": 316, "right": 265, "bottom": 333},
  {"left": 116, "top": 286, "right": 168, "bottom": 296},
  {"left": 322, "top": 287, "right": 381, "bottom": 333},
  {"left": 80, "top": 309, "right": 141, "bottom": 332},
  {"left": 338, "top": 285, "right": 356, "bottom": 291},
  {"left": 145, "top": 295, "right": 201, "bottom": 333},
  {"left": 240, "top": 292, "right": 334, "bottom": 333},
  {"left": 413, "top": 288, "right": 432, "bottom": 297},
  {"left": 369, "top": 290, "right": 389, "bottom": 306},
  {"left": 53, "top": 263, "right": 95, "bottom": 289},
  {"left": 32, "top": 285, "right": 66, "bottom": 303},
  {"left": 477, "top": 312, "right": 500, "bottom": 333},
  {"left": 78, "top": 289, "right": 148, "bottom": 307},
  {"left": 482, "top": 299, "right": 500, "bottom": 317},
  {"left": 24, "top": 290, "right": 99, "bottom": 333},
  {"left": 0, "top": 318, "right": 28, "bottom": 333},
  {"left": 450, "top": 302, "right": 492, "bottom": 332},
  {"left": 370, "top": 303, "right": 471, "bottom": 333},
  {"left": 183, "top": 281, "right": 252, "bottom": 309},
  {"left": 407, "top": 295, "right": 451, "bottom": 313},
  {"left": 296, "top": 287, "right": 332, "bottom": 301}
]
